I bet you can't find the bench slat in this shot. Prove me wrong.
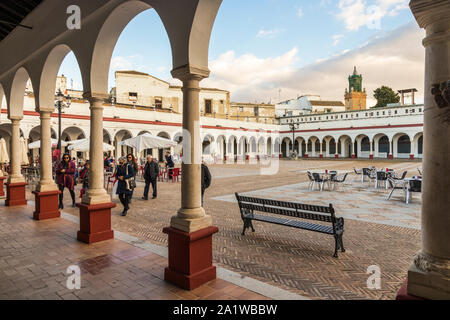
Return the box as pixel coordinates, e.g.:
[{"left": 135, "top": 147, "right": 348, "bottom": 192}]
[{"left": 253, "top": 214, "right": 334, "bottom": 235}]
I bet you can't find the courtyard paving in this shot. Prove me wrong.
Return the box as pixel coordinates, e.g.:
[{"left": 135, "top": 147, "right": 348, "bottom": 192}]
[{"left": 4, "top": 159, "right": 422, "bottom": 300}]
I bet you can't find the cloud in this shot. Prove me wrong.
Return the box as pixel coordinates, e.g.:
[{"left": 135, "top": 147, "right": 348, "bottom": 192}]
[
  {"left": 204, "top": 23, "right": 425, "bottom": 107},
  {"left": 297, "top": 8, "right": 304, "bottom": 18},
  {"left": 256, "top": 28, "right": 285, "bottom": 38},
  {"left": 336, "top": 0, "right": 409, "bottom": 31},
  {"left": 333, "top": 34, "right": 345, "bottom": 46}
]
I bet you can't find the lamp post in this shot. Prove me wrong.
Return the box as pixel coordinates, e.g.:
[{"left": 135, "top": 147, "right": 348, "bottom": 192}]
[
  {"left": 289, "top": 122, "right": 298, "bottom": 158},
  {"left": 55, "top": 90, "right": 71, "bottom": 161}
]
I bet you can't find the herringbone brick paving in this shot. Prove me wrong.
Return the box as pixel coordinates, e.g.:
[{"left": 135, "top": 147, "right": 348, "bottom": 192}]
[
  {"left": 30, "top": 159, "right": 421, "bottom": 300},
  {"left": 0, "top": 205, "right": 269, "bottom": 300}
]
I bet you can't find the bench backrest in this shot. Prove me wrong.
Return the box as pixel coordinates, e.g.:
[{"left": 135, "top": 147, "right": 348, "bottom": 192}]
[{"left": 235, "top": 193, "right": 335, "bottom": 223}]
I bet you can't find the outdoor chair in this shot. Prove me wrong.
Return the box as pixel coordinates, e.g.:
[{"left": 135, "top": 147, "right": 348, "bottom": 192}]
[
  {"left": 106, "top": 174, "right": 115, "bottom": 191},
  {"left": 353, "top": 167, "right": 362, "bottom": 181},
  {"left": 362, "top": 168, "right": 371, "bottom": 182},
  {"left": 332, "top": 173, "right": 348, "bottom": 191},
  {"left": 306, "top": 171, "right": 314, "bottom": 190},
  {"left": 312, "top": 173, "right": 325, "bottom": 191},
  {"left": 406, "top": 179, "right": 422, "bottom": 204},
  {"left": 417, "top": 168, "right": 423, "bottom": 176},
  {"left": 387, "top": 178, "right": 406, "bottom": 201},
  {"left": 376, "top": 171, "right": 389, "bottom": 189},
  {"left": 393, "top": 171, "right": 407, "bottom": 180},
  {"left": 171, "top": 168, "right": 181, "bottom": 182},
  {"left": 367, "top": 169, "right": 377, "bottom": 187}
]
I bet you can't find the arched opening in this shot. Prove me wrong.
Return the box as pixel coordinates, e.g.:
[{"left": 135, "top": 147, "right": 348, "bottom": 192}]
[
  {"left": 267, "top": 137, "right": 272, "bottom": 156},
  {"left": 114, "top": 129, "right": 133, "bottom": 159},
  {"left": 157, "top": 131, "right": 171, "bottom": 162},
  {"left": 378, "top": 136, "right": 390, "bottom": 158},
  {"left": 397, "top": 135, "right": 411, "bottom": 158}
]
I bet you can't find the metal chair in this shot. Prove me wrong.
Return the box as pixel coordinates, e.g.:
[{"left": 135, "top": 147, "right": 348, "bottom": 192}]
[
  {"left": 353, "top": 167, "right": 362, "bottom": 181},
  {"left": 332, "top": 173, "right": 348, "bottom": 191},
  {"left": 406, "top": 179, "right": 422, "bottom": 204},
  {"left": 362, "top": 168, "right": 371, "bottom": 182},
  {"left": 312, "top": 173, "right": 325, "bottom": 191},
  {"left": 387, "top": 178, "right": 407, "bottom": 201},
  {"left": 306, "top": 171, "right": 314, "bottom": 190},
  {"left": 376, "top": 171, "right": 388, "bottom": 189}
]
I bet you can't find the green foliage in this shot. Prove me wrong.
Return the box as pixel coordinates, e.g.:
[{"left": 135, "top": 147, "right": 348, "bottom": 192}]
[{"left": 373, "top": 86, "right": 400, "bottom": 108}]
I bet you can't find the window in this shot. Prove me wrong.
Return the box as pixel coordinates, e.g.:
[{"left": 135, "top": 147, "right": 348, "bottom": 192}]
[
  {"left": 395, "top": 110, "right": 398, "bottom": 114},
  {"left": 356, "top": 114, "right": 359, "bottom": 117},
  {"left": 155, "top": 97, "right": 162, "bottom": 109},
  {"left": 239, "top": 106, "right": 244, "bottom": 112},
  {"left": 254, "top": 107, "right": 259, "bottom": 116},
  {"left": 419, "top": 108, "right": 422, "bottom": 112},
  {"left": 128, "top": 92, "right": 138, "bottom": 101},
  {"left": 205, "top": 99, "right": 212, "bottom": 114},
  {"left": 405, "top": 109, "right": 409, "bottom": 113}
]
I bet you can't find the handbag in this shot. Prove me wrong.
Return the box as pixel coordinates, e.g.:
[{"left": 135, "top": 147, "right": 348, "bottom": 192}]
[{"left": 126, "top": 164, "right": 136, "bottom": 190}]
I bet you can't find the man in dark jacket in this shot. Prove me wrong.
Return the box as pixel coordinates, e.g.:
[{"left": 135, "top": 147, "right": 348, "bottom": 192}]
[
  {"left": 201, "top": 162, "right": 211, "bottom": 206},
  {"left": 142, "top": 155, "right": 159, "bottom": 200}
]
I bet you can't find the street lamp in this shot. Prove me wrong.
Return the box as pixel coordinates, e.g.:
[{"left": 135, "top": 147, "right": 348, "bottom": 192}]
[
  {"left": 54, "top": 89, "right": 71, "bottom": 161},
  {"left": 289, "top": 122, "right": 299, "bottom": 158}
]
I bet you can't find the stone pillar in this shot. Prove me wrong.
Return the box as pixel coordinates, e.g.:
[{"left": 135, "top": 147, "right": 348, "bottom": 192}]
[
  {"left": 320, "top": 141, "right": 324, "bottom": 158},
  {"left": 304, "top": 139, "right": 309, "bottom": 158},
  {"left": 388, "top": 139, "right": 393, "bottom": 159},
  {"left": 33, "top": 110, "right": 60, "bottom": 220},
  {"left": 410, "top": 139, "right": 416, "bottom": 160},
  {"left": 298, "top": 140, "right": 303, "bottom": 158},
  {"left": 397, "top": 1, "right": 450, "bottom": 300},
  {"left": 369, "top": 140, "right": 374, "bottom": 159},
  {"left": 5, "top": 117, "right": 27, "bottom": 206},
  {"left": 77, "top": 95, "right": 115, "bottom": 244},
  {"left": 163, "top": 66, "right": 218, "bottom": 290},
  {"left": 351, "top": 140, "right": 356, "bottom": 158}
]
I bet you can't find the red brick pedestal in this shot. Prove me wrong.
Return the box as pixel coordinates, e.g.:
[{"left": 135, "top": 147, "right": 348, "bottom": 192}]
[
  {"left": 319, "top": 154, "right": 323, "bottom": 158},
  {"left": 369, "top": 154, "right": 374, "bottom": 159},
  {"left": 389, "top": 154, "right": 393, "bottom": 159},
  {"left": 304, "top": 154, "right": 309, "bottom": 159},
  {"left": 32, "top": 190, "right": 61, "bottom": 220},
  {"left": 76, "top": 202, "right": 116, "bottom": 244},
  {"left": 335, "top": 154, "right": 339, "bottom": 159},
  {"left": 410, "top": 154, "right": 415, "bottom": 160},
  {"left": 163, "top": 226, "right": 219, "bottom": 290},
  {"left": 5, "top": 182, "right": 27, "bottom": 206},
  {"left": 0, "top": 176, "right": 5, "bottom": 198},
  {"left": 396, "top": 278, "right": 426, "bottom": 300},
  {"left": 352, "top": 154, "right": 356, "bottom": 159}
]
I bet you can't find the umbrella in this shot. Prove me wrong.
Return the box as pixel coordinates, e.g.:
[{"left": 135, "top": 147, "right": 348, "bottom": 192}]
[
  {"left": 68, "top": 138, "right": 115, "bottom": 152},
  {"left": 28, "top": 138, "right": 68, "bottom": 149},
  {"left": 0, "top": 138, "right": 9, "bottom": 164},
  {"left": 20, "top": 137, "right": 29, "bottom": 165},
  {"left": 119, "top": 133, "right": 176, "bottom": 154}
]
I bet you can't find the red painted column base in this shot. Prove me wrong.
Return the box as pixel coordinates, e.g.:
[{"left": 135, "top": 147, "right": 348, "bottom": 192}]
[
  {"left": 0, "top": 176, "right": 5, "bottom": 198},
  {"left": 304, "top": 154, "right": 309, "bottom": 158},
  {"left": 396, "top": 278, "right": 426, "bottom": 300},
  {"left": 5, "top": 182, "right": 27, "bottom": 206},
  {"left": 410, "top": 154, "right": 415, "bottom": 160},
  {"left": 319, "top": 154, "right": 323, "bottom": 158},
  {"left": 369, "top": 154, "right": 374, "bottom": 159},
  {"left": 163, "top": 226, "right": 219, "bottom": 290},
  {"left": 389, "top": 154, "right": 394, "bottom": 159},
  {"left": 32, "top": 190, "right": 61, "bottom": 220},
  {"left": 351, "top": 154, "right": 356, "bottom": 159},
  {"left": 76, "top": 202, "right": 116, "bottom": 244},
  {"left": 335, "top": 154, "right": 339, "bottom": 159}
]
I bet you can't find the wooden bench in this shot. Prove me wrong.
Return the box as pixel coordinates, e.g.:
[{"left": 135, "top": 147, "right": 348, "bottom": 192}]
[{"left": 235, "top": 193, "right": 345, "bottom": 258}]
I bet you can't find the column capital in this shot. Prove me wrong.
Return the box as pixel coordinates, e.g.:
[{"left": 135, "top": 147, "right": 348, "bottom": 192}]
[
  {"left": 410, "top": 0, "right": 450, "bottom": 29},
  {"left": 82, "top": 92, "right": 108, "bottom": 104},
  {"left": 8, "top": 116, "right": 22, "bottom": 123},
  {"left": 171, "top": 64, "right": 210, "bottom": 82}
]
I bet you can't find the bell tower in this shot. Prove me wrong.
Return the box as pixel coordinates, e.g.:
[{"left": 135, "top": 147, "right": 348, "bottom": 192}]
[{"left": 345, "top": 66, "right": 367, "bottom": 111}]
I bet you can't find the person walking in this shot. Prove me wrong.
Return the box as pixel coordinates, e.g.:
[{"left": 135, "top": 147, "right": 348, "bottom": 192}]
[
  {"left": 201, "top": 162, "right": 211, "bottom": 207},
  {"left": 56, "top": 153, "right": 76, "bottom": 209},
  {"left": 126, "top": 153, "right": 139, "bottom": 202},
  {"left": 142, "top": 155, "right": 159, "bottom": 200},
  {"left": 115, "top": 156, "right": 134, "bottom": 216}
]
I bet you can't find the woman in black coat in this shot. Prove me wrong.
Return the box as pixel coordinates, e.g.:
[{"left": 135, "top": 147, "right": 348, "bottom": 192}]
[{"left": 115, "top": 156, "right": 135, "bottom": 216}]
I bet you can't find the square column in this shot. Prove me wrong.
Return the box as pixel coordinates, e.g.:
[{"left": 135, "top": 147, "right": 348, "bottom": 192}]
[
  {"left": 164, "top": 66, "right": 218, "bottom": 290},
  {"left": 6, "top": 118, "right": 27, "bottom": 206},
  {"left": 77, "top": 95, "right": 115, "bottom": 244},
  {"left": 33, "top": 110, "right": 60, "bottom": 220}
]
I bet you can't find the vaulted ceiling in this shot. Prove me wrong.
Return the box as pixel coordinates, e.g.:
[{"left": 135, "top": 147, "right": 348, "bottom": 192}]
[{"left": 0, "top": 0, "right": 43, "bottom": 42}]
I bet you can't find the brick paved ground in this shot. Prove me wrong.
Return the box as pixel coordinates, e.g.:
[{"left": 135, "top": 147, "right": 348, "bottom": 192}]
[
  {"left": 0, "top": 205, "right": 271, "bottom": 300},
  {"left": 22, "top": 159, "right": 421, "bottom": 300}
]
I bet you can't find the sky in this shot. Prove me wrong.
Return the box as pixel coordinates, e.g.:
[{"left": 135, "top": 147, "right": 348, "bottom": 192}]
[{"left": 59, "top": 0, "right": 425, "bottom": 107}]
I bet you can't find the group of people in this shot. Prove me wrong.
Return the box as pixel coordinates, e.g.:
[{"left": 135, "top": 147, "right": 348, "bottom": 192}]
[{"left": 54, "top": 151, "right": 212, "bottom": 217}]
